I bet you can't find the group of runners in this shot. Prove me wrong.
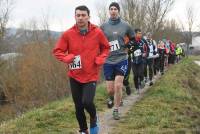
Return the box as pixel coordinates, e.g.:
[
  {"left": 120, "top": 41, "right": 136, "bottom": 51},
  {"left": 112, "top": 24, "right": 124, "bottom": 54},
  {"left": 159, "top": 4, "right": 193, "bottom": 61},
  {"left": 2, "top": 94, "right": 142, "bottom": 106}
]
[{"left": 53, "top": 2, "right": 185, "bottom": 134}]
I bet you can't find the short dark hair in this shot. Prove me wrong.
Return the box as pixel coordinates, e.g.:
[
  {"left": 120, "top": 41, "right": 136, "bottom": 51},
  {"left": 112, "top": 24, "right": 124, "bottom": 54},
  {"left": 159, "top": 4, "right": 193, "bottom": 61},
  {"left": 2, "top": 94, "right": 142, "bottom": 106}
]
[
  {"left": 135, "top": 28, "right": 141, "bottom": 33},
  {"left": 75, "top": 5, "right": 90, "bottom": 16},
  {"left": 109, "top": 2, "right": 120, "bottom": 11}
]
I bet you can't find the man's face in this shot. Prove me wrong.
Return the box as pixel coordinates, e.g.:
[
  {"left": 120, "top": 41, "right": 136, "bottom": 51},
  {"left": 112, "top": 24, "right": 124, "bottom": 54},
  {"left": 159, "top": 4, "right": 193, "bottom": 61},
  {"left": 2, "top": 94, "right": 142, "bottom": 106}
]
[
  {"left": 109, "top": 6, "right": 119, "bottom": 19},
  {"left": 136, "top": 32, "right": 142, "bottom": 39},
  {"left": 75, "top": 10, "right": 90, "bottom": 28},
  {"left": 147, "top": 34, "right": 152, "bottom": 39}
]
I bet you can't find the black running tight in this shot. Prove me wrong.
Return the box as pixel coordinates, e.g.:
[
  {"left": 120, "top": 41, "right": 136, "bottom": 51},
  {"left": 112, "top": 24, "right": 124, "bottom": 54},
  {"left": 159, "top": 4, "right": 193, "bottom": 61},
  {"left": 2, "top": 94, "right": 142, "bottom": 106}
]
[{"left": 69, "top": 78, "right": 97, "bottom": 132}]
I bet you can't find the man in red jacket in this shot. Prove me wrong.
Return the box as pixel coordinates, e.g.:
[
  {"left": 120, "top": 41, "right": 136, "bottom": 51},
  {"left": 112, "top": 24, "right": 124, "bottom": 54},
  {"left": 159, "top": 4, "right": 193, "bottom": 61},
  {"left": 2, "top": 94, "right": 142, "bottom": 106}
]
[{"left": 53, "top": 5, "right": 110, "bottom": 134}]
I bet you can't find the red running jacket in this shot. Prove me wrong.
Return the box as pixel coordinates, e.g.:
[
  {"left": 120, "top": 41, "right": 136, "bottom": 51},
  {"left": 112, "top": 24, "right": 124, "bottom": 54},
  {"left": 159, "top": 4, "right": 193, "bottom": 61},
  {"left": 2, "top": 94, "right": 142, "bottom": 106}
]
[{"left": 53, "top": 23, "right": 110, "bottom": 83}]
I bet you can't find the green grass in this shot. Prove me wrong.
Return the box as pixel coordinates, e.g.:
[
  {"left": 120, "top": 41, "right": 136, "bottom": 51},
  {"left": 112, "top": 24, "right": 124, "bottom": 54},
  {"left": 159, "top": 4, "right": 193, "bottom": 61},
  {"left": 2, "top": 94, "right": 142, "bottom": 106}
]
[
  {"left": 0, "top": 56, "right": 200, "bottom": 134},
  {"left": 0, "top": 83, "right": 108, "bottom": 134},
  {"left": 111, "top": 56, "right": 200, "bottom": 134}
]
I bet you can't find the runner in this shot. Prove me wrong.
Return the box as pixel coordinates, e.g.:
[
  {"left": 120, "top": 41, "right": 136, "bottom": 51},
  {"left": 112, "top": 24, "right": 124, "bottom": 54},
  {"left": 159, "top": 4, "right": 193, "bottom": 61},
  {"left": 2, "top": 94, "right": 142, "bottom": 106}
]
[
  {"left": 163, "top": 38, "right": 170, "bottom": 67},
  {"left": 157, "top": 40, "right": 167, "bottom": 75},
  {"left": 144, "top": 32, "right": 156, "bottom": 86},
  {"left": 168, "top": 40, "right": 176, "bottom": 66},
  {"left": 128, "top": 28, "right": 147, "bottom": 94},
  {"left": 175, "top": 44, "right": 182, "bottom": 63},
  {"left": 123, "top": 45, "right": 132, "bottom": 96},
  {"left": 53, "top": 5, "right": 110, "bottom": 134},
  {"left": 153, "top": 41, "right": 160, "bottom": 76},
  {"left": 100, "top": 2, "right": 135, "bottom": 120}
]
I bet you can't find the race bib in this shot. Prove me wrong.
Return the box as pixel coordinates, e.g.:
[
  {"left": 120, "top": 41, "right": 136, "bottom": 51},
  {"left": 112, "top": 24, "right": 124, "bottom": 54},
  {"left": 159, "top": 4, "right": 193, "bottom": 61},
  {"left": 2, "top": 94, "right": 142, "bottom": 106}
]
[
  {"left": 134, "top": 49, "right": 142, "bottom": 57},
  {"left": 109, "top": 40, "right": 120, "bottom": 52},
  {"left": 69, "top": 55, "right": 82, "bottom": 70}
]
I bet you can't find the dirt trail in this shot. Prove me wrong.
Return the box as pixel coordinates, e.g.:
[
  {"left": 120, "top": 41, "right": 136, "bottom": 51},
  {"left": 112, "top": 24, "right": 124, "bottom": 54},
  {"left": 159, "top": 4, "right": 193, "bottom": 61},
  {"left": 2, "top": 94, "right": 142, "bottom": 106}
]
[{"left": 99, "top": 74, "right": 161, "bottom": 134}]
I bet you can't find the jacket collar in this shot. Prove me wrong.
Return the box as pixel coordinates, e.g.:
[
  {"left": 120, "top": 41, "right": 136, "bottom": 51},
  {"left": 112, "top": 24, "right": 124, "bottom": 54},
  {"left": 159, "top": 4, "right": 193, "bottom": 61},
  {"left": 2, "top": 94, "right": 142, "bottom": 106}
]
[{"left": 73, "top": 22, "right": 97, "bottom": 35}]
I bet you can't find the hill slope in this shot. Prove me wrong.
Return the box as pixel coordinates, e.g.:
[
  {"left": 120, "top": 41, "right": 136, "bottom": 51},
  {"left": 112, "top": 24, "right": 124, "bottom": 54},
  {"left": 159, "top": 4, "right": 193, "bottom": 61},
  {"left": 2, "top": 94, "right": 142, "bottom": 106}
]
[
  {"left": 0, "top": 57, "right": 200, "bottom": 134},
  {"left": 111, "top": 57, "right": 200, "bottom": 133},
  {"left": 0, "top": 84, "right": 108, "bottom": 134}
]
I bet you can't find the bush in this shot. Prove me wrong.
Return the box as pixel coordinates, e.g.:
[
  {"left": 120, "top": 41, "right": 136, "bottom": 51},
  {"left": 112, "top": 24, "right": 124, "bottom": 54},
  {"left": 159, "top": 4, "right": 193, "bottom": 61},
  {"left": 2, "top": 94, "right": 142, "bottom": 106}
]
[{"left": 0, "top": 41, "right": 69, "bottom": 112}]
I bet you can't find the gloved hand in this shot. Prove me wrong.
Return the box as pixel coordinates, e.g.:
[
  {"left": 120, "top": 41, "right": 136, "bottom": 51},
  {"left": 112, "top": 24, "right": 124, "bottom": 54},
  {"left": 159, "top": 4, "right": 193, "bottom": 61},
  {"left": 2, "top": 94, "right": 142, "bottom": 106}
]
[{"left": 125, "top": 40, "right": 135, "bottom": 51}]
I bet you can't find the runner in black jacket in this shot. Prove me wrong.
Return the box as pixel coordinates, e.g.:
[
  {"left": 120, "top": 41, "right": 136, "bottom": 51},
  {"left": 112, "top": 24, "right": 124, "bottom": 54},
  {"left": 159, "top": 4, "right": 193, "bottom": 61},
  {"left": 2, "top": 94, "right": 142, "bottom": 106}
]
[{"left": 126, "top": 28, "right": 147, "bottom": 94}]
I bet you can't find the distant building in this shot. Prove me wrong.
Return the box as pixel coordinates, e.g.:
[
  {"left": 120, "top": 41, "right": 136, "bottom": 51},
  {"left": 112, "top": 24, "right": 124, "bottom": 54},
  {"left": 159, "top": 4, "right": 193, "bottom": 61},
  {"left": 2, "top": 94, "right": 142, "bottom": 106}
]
[
  {"left": 192, "top": 36, "right": 200, "bottom": 49},
  {"left": 0, "top": 53, "right": 22, "bottom": 61},
  {"left": 191, "top": 35, "right": 200, "bottom": 55},
  {"left": 0, "top": 53, "right": 22, "bottom": 68}
]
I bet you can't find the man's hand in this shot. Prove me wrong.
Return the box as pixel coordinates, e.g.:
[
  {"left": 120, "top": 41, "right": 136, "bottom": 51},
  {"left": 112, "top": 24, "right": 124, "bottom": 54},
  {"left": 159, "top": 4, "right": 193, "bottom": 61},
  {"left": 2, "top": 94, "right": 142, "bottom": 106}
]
[
  {"left": 142, "top": 53, "right": 146, "bottom": 57},
  {"left": 95, "top": 57, "right": 105, "bottom": 65},
  {"left": 64, "top": 54, "right": 75, "bottom": 64}
]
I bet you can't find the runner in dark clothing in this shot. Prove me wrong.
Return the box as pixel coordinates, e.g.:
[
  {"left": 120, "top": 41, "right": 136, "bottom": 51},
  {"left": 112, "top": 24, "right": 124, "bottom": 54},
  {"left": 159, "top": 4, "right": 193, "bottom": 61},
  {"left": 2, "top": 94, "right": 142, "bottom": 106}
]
[
  {"left": 127, "top": 28, "right": 147, "bottom": 94},
  {"left": 123, "top": 50, "right": 132, "bottom": 95}
]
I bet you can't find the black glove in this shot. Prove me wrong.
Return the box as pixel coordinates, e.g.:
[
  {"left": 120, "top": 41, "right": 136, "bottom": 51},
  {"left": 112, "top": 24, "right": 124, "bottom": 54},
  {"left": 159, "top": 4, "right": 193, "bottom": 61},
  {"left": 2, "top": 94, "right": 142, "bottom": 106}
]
[{"left": 125, "top": 40, "right": 135, "bottom": 52}]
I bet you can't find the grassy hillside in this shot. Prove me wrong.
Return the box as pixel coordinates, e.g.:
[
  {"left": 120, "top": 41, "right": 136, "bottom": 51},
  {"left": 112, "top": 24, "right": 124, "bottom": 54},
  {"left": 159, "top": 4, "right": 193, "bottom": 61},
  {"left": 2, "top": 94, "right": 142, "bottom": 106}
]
[
  {"left": 0, "top": 84, "right": 108, "bottom": 134},
  {"left": 0, "top": 56, "right": 199, "bottom": 134},
  {"left": 111, "top": 57, "right": 200, "bottom": 133}
]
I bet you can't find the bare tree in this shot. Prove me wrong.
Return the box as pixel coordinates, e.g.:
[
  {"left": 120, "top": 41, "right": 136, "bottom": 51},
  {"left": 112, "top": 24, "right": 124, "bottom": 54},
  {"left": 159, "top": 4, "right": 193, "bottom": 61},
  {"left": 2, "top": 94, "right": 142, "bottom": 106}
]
[
  {"left": 41, "top": 11, "right": 53, "bottom": 44},
  {"left": 0, "top": 0, "right": 14, "bottom": 40},
  {"left": 186, "top": 5, "right": 195, "bottom": 43},
  {"left": 154, "top": 19, "right": 182, "bottom": 42},
  {"left": 119, "top": 0, "right": 174, "bottom": 35},
  {"left": 0, "top": 0, "right": 14, "bottom": 54},
  {"left": 95, "top": 1, "right": 108, "bottom": 25},
  {"left": 146, "top": 0, "right": 174, "bottom": 34},
  {"left": 17, "top": 18, "right": 41, "bottom": 44},
  {"left": 180, "top": 5, "right": 197, "bottom": 56},
  {"left": 120, "top": 0, "right": 149, "bottom": 32},
  {"left": 95, "top": 0, "right": 148, "bottom": 28}
]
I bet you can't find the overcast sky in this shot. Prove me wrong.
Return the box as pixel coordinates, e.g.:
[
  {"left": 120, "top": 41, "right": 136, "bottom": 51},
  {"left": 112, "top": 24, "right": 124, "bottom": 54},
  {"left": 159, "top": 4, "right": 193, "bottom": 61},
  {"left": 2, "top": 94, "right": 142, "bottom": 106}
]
[{"left": 7, "top": 0, "right": 200, "bottom": 31}]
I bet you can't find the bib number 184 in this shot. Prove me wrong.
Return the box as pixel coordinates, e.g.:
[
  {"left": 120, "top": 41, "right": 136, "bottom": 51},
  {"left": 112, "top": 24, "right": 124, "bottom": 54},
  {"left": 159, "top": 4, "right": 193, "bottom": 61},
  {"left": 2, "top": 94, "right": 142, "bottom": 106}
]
[{"left": 69, "top": 55, "right": 82, "bottom": 70}]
